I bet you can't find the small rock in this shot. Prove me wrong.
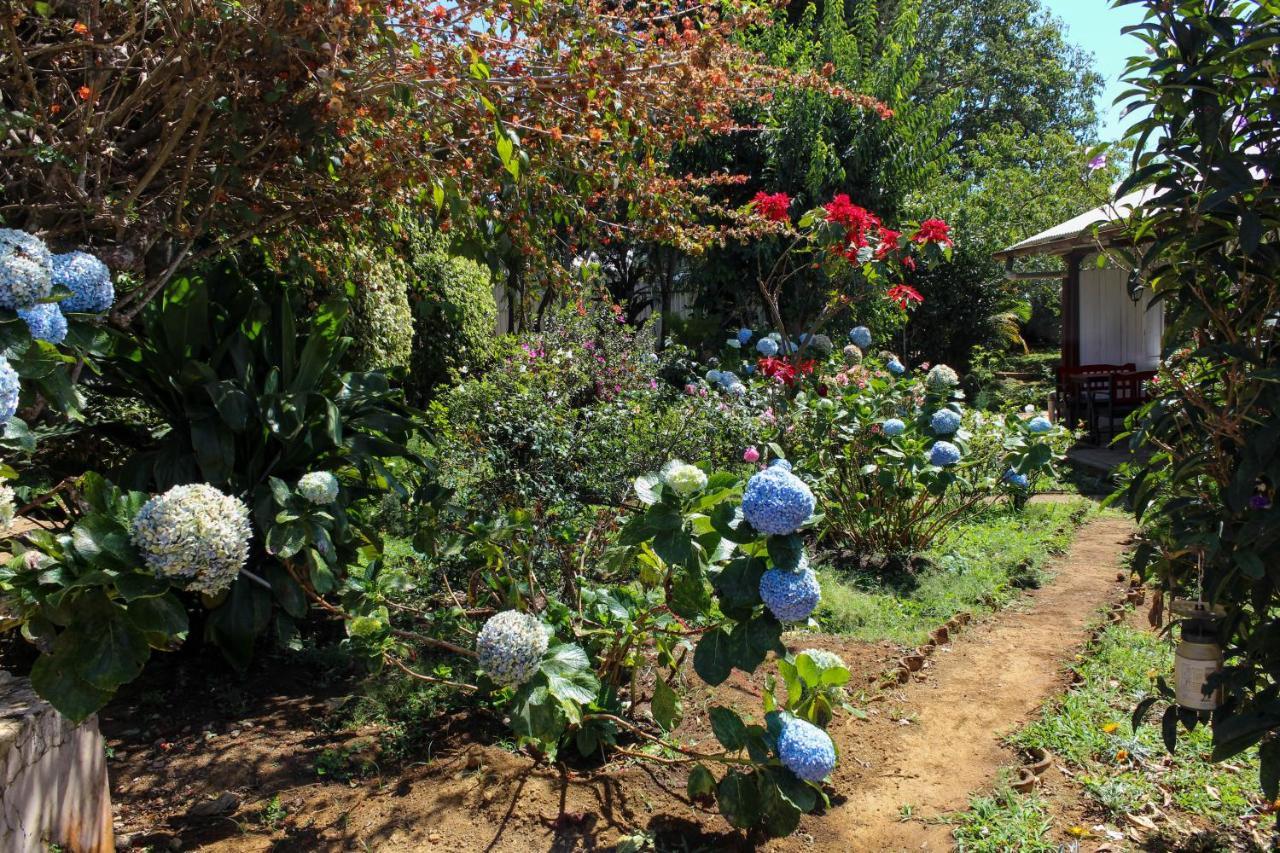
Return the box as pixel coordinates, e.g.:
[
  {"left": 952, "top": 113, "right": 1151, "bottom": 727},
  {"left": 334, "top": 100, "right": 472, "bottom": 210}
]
[
  {"left": 114, "top": 833, "right": 133, "bottom": 850},
  {"left": 186, "top": 791, "right": 241, "bottom": 819},
  {"left": 428, "top": 831, "right": 442, "bottom": 843}
]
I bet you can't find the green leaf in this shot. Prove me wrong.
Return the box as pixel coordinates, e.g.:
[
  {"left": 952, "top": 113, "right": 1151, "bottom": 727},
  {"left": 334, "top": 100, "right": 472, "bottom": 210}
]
[
  {"left": 125, "top": 594, "right": 189, "bottom": 646},
  {"left": 266, "top": 564, "right": 307, "bottom": 619},
  {"left": 634, "top": 473, "right": 661, "bottom": 505},
  {"left": 540, "top": 644, "right": 600, "bottom": 705},
  {"left": 693, "top": 627, "right": 734, "bottom": 686},
  {"left": 766, "top": 534, "right": 805, "bottom": 572},
  {"left": 709, "top": 706, "right": 748, "bottom": 751},
  {"left": 509, "top": 683, "right": 566, "bottom": 752},
  {"left": 668, "top": 563, "right": 710, "bottom": 619},
  {"left": 651, "top": 678, "right": 682, "bottom": 731},
  {"left": 758, "top": 772, "right": 803, "bottom": 837},
  {"left": 30, "top": 650, "right": 113, "bottom": 723},
  {"left": 795, "top": 652, "right": 821, "bottom": 687},
  {"left": 1260, "top": 739, "right": 1280, "bottom": 801},
  {"left": 711, "top": 556, "right": 765, "bottom": 620},
  {"left": 114, "top": 571, "right": 169, "bottom": 602},
  {"left": 687, "top": 764, "right": 716, "bottom": 800},
  {"left": 79, "top": 611, "right": 151, "bottom": 691},
  {"left": 715, "top": 770, "right": 760, "bottom": 830},
  {"left": 204, "top": 578, "right": 272, "bottom": 672}
]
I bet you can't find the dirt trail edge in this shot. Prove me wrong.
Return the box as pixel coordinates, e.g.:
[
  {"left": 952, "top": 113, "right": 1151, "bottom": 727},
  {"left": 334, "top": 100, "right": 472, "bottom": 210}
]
[{"left": 789, "top": 515, "right": 1135, "bottom": 853}]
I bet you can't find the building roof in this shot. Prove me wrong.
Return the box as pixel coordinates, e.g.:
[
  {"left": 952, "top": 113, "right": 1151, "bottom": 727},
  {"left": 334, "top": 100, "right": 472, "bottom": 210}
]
[{"left": 994, "top": 189, "right": 1156, "bottom": 260}]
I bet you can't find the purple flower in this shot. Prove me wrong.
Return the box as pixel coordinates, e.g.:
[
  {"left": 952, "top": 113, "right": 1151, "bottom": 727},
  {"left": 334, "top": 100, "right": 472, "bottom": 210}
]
[
  {"left": 1088, "top": 153, "right": 1107, "bottom": 172},
  {"left": 1249, "top": 494, "right": 1272, "bottom": 511}
]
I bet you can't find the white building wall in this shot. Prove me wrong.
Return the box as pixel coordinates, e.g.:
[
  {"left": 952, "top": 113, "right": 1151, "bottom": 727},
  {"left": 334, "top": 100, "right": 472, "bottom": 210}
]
[{"left": 1078, "top": 255, "right": 1163, "bottom": 369}]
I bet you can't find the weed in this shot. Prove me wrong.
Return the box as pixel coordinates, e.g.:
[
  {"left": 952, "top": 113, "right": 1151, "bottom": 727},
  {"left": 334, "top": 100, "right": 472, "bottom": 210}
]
[{"left": 947, "top": 784, "right": 1058, "bottom": 852}]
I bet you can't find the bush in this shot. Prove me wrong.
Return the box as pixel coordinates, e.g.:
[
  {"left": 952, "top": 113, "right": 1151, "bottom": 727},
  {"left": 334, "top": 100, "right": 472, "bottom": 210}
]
[
  {"left": 404, "top": 233, "right": 497, "bottom": 399},
  {"left": 347, "top": 249, "right": 414, "bottom": 372}
]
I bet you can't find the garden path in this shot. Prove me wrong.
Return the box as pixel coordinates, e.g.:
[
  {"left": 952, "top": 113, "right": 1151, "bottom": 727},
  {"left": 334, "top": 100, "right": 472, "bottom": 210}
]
[{"left": 791, "top": 515, "right": 1136, "bottom": 852}]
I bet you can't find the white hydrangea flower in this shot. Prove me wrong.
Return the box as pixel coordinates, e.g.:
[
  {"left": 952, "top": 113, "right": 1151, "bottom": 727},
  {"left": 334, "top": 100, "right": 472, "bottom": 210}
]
[
  {"left": 131, "top": 483, "right": 251, "bottom": 596},
  {"left": 798, "top": 648, "right": 846, "bottom": 672},
  {"left": 926, "top": 364, "right": 960, "bottom": 391},
  {"left": 476, "top": 610, "right": 550, "bottom": 686},
  {"left": 297, "top": 471, "right": 340, "bottom": 505},
  {"left": 0, "top": 482, "right": 16, "bottom": 533},
  {"left": 660, "top": 460, "right": 708, "bottom": 496}
]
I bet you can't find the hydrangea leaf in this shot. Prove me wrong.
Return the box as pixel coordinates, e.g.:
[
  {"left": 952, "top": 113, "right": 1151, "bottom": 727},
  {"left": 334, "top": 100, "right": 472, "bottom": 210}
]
[
  {"left": 540, "top": 643, "right": 600, "bottom": 706},
  {"left": 509, "top": 683, "right": 566, "bottom": 754},
  {"left": 30, "top": 647, "right": 114, "bottom": 724},
  {"left": 765, "top": 765, "right": 818, "bottom": 812},
  {"left": 710, "top": 555, "right": 766, "bottom": 620},
  {"left": 758, "top": 772, "right": 803, "bottom": 837},
  {"left": 125, "top": 593, "right": 189, "bottom": 647},
  {"left": 668, "top": 563, "right": 711, "bottom": 620},
  {"left": 633, "top": 472, "right": 661, "bottom": 505},
  {"left": 687, "top": 764, "right": 716, "bottom": 800},
  {"left": 709, "top": 706, "right": 748, "bottom": 751},
  {"left": 766, "top": 534, "right": 804, "bottom": 571},
  {"left": 651, "top": 677, "right": 682, "bottom": 732},
  {"left": 715, "top": 770, "right": 761, "bottom": 830},
  {"left": 693, "top": 627, "right": 734, "bottom": 686},
  {"left": 709, "top": 501, "right": 758, "bottom": 545}
]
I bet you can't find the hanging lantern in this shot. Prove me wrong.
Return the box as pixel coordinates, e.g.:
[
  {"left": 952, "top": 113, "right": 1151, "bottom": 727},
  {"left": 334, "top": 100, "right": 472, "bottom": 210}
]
[{"left": 1172, "top": 599, "right": 1225, "bottom": 711}]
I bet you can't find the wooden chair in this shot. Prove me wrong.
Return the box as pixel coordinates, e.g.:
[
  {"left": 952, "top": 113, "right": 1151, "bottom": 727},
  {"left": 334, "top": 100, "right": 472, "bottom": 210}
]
[
  {"left": 1057, "top": 364, "right": 1136, "bottom": 438},
  {"left": 1098, "top": 370, "right": 1154, "bottom": 443}
]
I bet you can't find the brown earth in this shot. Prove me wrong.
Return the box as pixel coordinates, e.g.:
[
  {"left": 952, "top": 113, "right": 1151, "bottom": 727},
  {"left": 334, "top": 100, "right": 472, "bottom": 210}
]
[{"left": 104, "top": 516, "right": 1137, "bottom": 852}]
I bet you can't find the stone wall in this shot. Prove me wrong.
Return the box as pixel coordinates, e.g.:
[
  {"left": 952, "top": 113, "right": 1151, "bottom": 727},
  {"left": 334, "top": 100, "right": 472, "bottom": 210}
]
[{"left": 0, "top": 671, "right": 114, "bottom": 853}]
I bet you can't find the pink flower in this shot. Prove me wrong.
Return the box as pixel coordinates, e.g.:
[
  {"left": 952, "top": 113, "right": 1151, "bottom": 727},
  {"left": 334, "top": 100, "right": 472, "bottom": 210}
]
[
  {"left": 1088, "top": 153, "right": 1107, "bottom": 171},
  {"left": 743, "top": 446, "right": 760, "bottom": 463},
  {"left": 684, "top": 383, "right": 697, "bottom": 396}
]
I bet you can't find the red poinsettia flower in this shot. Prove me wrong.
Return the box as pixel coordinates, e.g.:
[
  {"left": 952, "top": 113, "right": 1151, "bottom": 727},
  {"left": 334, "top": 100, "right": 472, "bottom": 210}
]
[
  {"left": 887, "top": 284, "right": 924, "bottom": 309},
  {"left": 902, "top": 255, "right": 916, "bottom": 271},
  {"left": 874, "top": 227, "right": 901, "bottom": 260},
  {"left": 824, "top": 194, "right": 881, "bottom": 251},
  {"left": 753, "top": 191, "right": 792, "bottom": 223},
  {"left": 911, "top": 218, "right": 952, "bottom": 246}
]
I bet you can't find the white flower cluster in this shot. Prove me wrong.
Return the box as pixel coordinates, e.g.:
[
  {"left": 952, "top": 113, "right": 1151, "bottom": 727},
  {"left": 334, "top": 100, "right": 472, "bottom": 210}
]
[
  {"left": 925, "top": 364, "right": 960, "bottom": 392},
  {"left": 660, "top": 460, "right": 708, "bottom": 496},
  {"left": 131, "top": 483, "right": 252, "bottom": 596},
  {"left": 476, "top": 610, "right": 550, "bottom": 686},
  {"left": 0, "top": 229, "right": 53, "bottom": 310},
  {"left": 798, "top": 648, "right": 846, "bottom": 672},
  {"left": 0, "top": 481, "right": 15, "bottom": 533},
  {"left": 297, "top": 471, "right": 340, "bottom": 505}
]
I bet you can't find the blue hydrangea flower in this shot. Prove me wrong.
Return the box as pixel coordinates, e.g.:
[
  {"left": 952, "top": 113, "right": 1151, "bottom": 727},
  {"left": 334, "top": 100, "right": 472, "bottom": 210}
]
[
  {"left": 644, "top": 352, "right": 659, "bottom": 364},
  {"left": 930, "top": 408, "right": 962, "bottom": 435},
  {"left": 848, "top": 326, "right": 872, "bottom": 349},
  {"left": 0, "top": 356, "right": 19, "bottom": 422},
  {"left": 777, "top": 717, "right": 837, "bottom": 782},
  {"left": 742, "top": 460, "right": 815, "bottom": 535},
  {"left": 887, "top": 358, "right": 906, "bottom": 376},
  {"left": 131, "top": 484, "right": 252, "bottom": 595},
  {"left": 737, "top": 327, "right": 753, "bottom": 345},
  {"left": 756, "top": 337, "right": 779, "bottom": 357},
  {"left": 1027, "top": 416, "right": 1053, "bottom": 434},
  {"left": 706, "top": 369, "right": 723, "bottom": 384},
  {"left": 726, "top": 337, "right": 742, "bottom": 349},
  {"left": 882, "top": 418, "right": 906, "bottom": 437},
  {"left": 1004, "top": 468, "right": 1030, "bottom": 489},
  {"left": 759, "top": 565, "right": 821, "bottom": 623},
  {"left": 17, "top": 302, "right": 67, "bottom": 344},
  {"left": 727, "top": 381, "right": 747, "bottom": 396},
  {"left": 745, "top": 363, "right": 757, "bottom": 375},
  {"left": 0, "top": 229, "right": 53, "bottom": 310},
  {"left": 929, "top": 441, "right": 962, "bottom": 467},
  {"left": 52, "top": 251, "right": 114, "bottom": 313},
  {"left": 476, "top": 610, "right": 549, "bottom": 687},
  {"left": 297, "top": 471, "right": 340, "bottom": 504},
  {"left": 717, "top": 371, "right": 738, "bottom": 388}
]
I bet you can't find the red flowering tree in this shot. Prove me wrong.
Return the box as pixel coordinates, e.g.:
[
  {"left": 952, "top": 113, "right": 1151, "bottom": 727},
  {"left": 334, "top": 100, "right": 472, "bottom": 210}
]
[
  {"left": 0, "top": 1, "right": 881, "bottom": 323},
  {"left": 743, "top": 191, "right": 952, "bottom": 362}
]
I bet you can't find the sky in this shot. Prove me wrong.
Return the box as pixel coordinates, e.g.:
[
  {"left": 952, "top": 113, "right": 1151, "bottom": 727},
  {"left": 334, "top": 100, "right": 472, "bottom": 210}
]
[{"left": 1041, "top": 0, "right": 1150, "bottom": 140}]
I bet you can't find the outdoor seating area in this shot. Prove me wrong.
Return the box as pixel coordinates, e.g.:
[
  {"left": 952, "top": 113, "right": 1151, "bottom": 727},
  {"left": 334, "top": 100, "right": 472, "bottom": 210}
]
[{"left": 1057, "top": 363, "right": 1156, "bottom": 444}]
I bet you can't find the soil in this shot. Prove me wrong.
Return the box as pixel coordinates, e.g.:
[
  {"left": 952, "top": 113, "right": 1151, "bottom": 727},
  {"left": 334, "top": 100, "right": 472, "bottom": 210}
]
[{"left": 104, "top": 516, "right": 1138, "bottom": 852}]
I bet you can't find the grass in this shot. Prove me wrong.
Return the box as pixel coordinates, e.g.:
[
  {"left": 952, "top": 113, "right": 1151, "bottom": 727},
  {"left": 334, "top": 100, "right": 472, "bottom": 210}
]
[
  {"left": 947, "top": 783, "right": 1059, "bottom": 852},
  {"left": 815, "top": 498, "right": 1098, "bottom": 646},
  {"left": 1011, "top": 623, "right": 1267, "bottom": 847}
]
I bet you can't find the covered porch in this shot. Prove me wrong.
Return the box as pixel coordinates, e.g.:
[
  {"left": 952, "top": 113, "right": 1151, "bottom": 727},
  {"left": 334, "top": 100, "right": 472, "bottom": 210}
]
[{"left": 994, "top": 191, "right": 1163, "bottom": 444}]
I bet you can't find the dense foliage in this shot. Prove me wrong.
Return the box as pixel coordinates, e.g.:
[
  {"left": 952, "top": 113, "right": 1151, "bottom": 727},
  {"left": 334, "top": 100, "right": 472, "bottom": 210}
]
[{"left": 1111, "top": 0, "right": 1280, "bottom": 796}]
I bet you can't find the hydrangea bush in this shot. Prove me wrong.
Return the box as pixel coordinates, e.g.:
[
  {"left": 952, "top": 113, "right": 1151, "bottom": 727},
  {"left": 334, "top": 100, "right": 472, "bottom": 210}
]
[{"left": 0, "top": 228, "right": 53, "bottom": 309}]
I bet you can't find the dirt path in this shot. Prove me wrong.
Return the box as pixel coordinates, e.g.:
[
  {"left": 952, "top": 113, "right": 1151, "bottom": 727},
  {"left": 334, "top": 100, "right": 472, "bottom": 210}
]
[{"left": 791, "top": 515, "right": 1136, "bottom": 853}]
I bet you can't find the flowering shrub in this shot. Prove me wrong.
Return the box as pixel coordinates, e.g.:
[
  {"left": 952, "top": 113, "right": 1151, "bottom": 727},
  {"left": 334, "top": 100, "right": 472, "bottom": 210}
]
[
  {"left": 297, "top": 471, "right": 340, "bottom": 505},
  {"left": 132, "top": 483, "right": 251, "bottom": 596},
  {"left": 475, "top": 610, "right": 550, "bottom": 687},
  {"left": 0, "top": 356, "right": 18, "bottom": 423},
  {"left": 52, "top": 251, "right": 115, "bottom": 313},
  {"left": 776, "top": 717, "right": 838, "bottom": 782},
  {"left": 774, "top": 340, "right": 1072, "bottom": 556},
  {"left": 17, "top": 302, "right": 67, "bottom": 344}
]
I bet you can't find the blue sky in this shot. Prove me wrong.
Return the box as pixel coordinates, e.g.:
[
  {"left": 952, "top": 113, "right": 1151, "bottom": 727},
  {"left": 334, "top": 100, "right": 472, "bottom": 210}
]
[{"left": 1041, "top": 0, "right": 1149, "bottom": 140}]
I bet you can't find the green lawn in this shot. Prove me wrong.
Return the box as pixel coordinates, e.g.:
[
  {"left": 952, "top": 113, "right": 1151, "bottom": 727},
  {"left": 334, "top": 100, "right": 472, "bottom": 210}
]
[{"left": 815, "top": 499, "right": 1097, "bottom": 646}]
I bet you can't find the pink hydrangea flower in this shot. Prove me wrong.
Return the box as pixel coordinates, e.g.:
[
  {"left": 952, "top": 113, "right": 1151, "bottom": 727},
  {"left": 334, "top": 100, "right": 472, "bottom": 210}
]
[{"left": 743, "top": 446, "right": 760, "bottom": 463}]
